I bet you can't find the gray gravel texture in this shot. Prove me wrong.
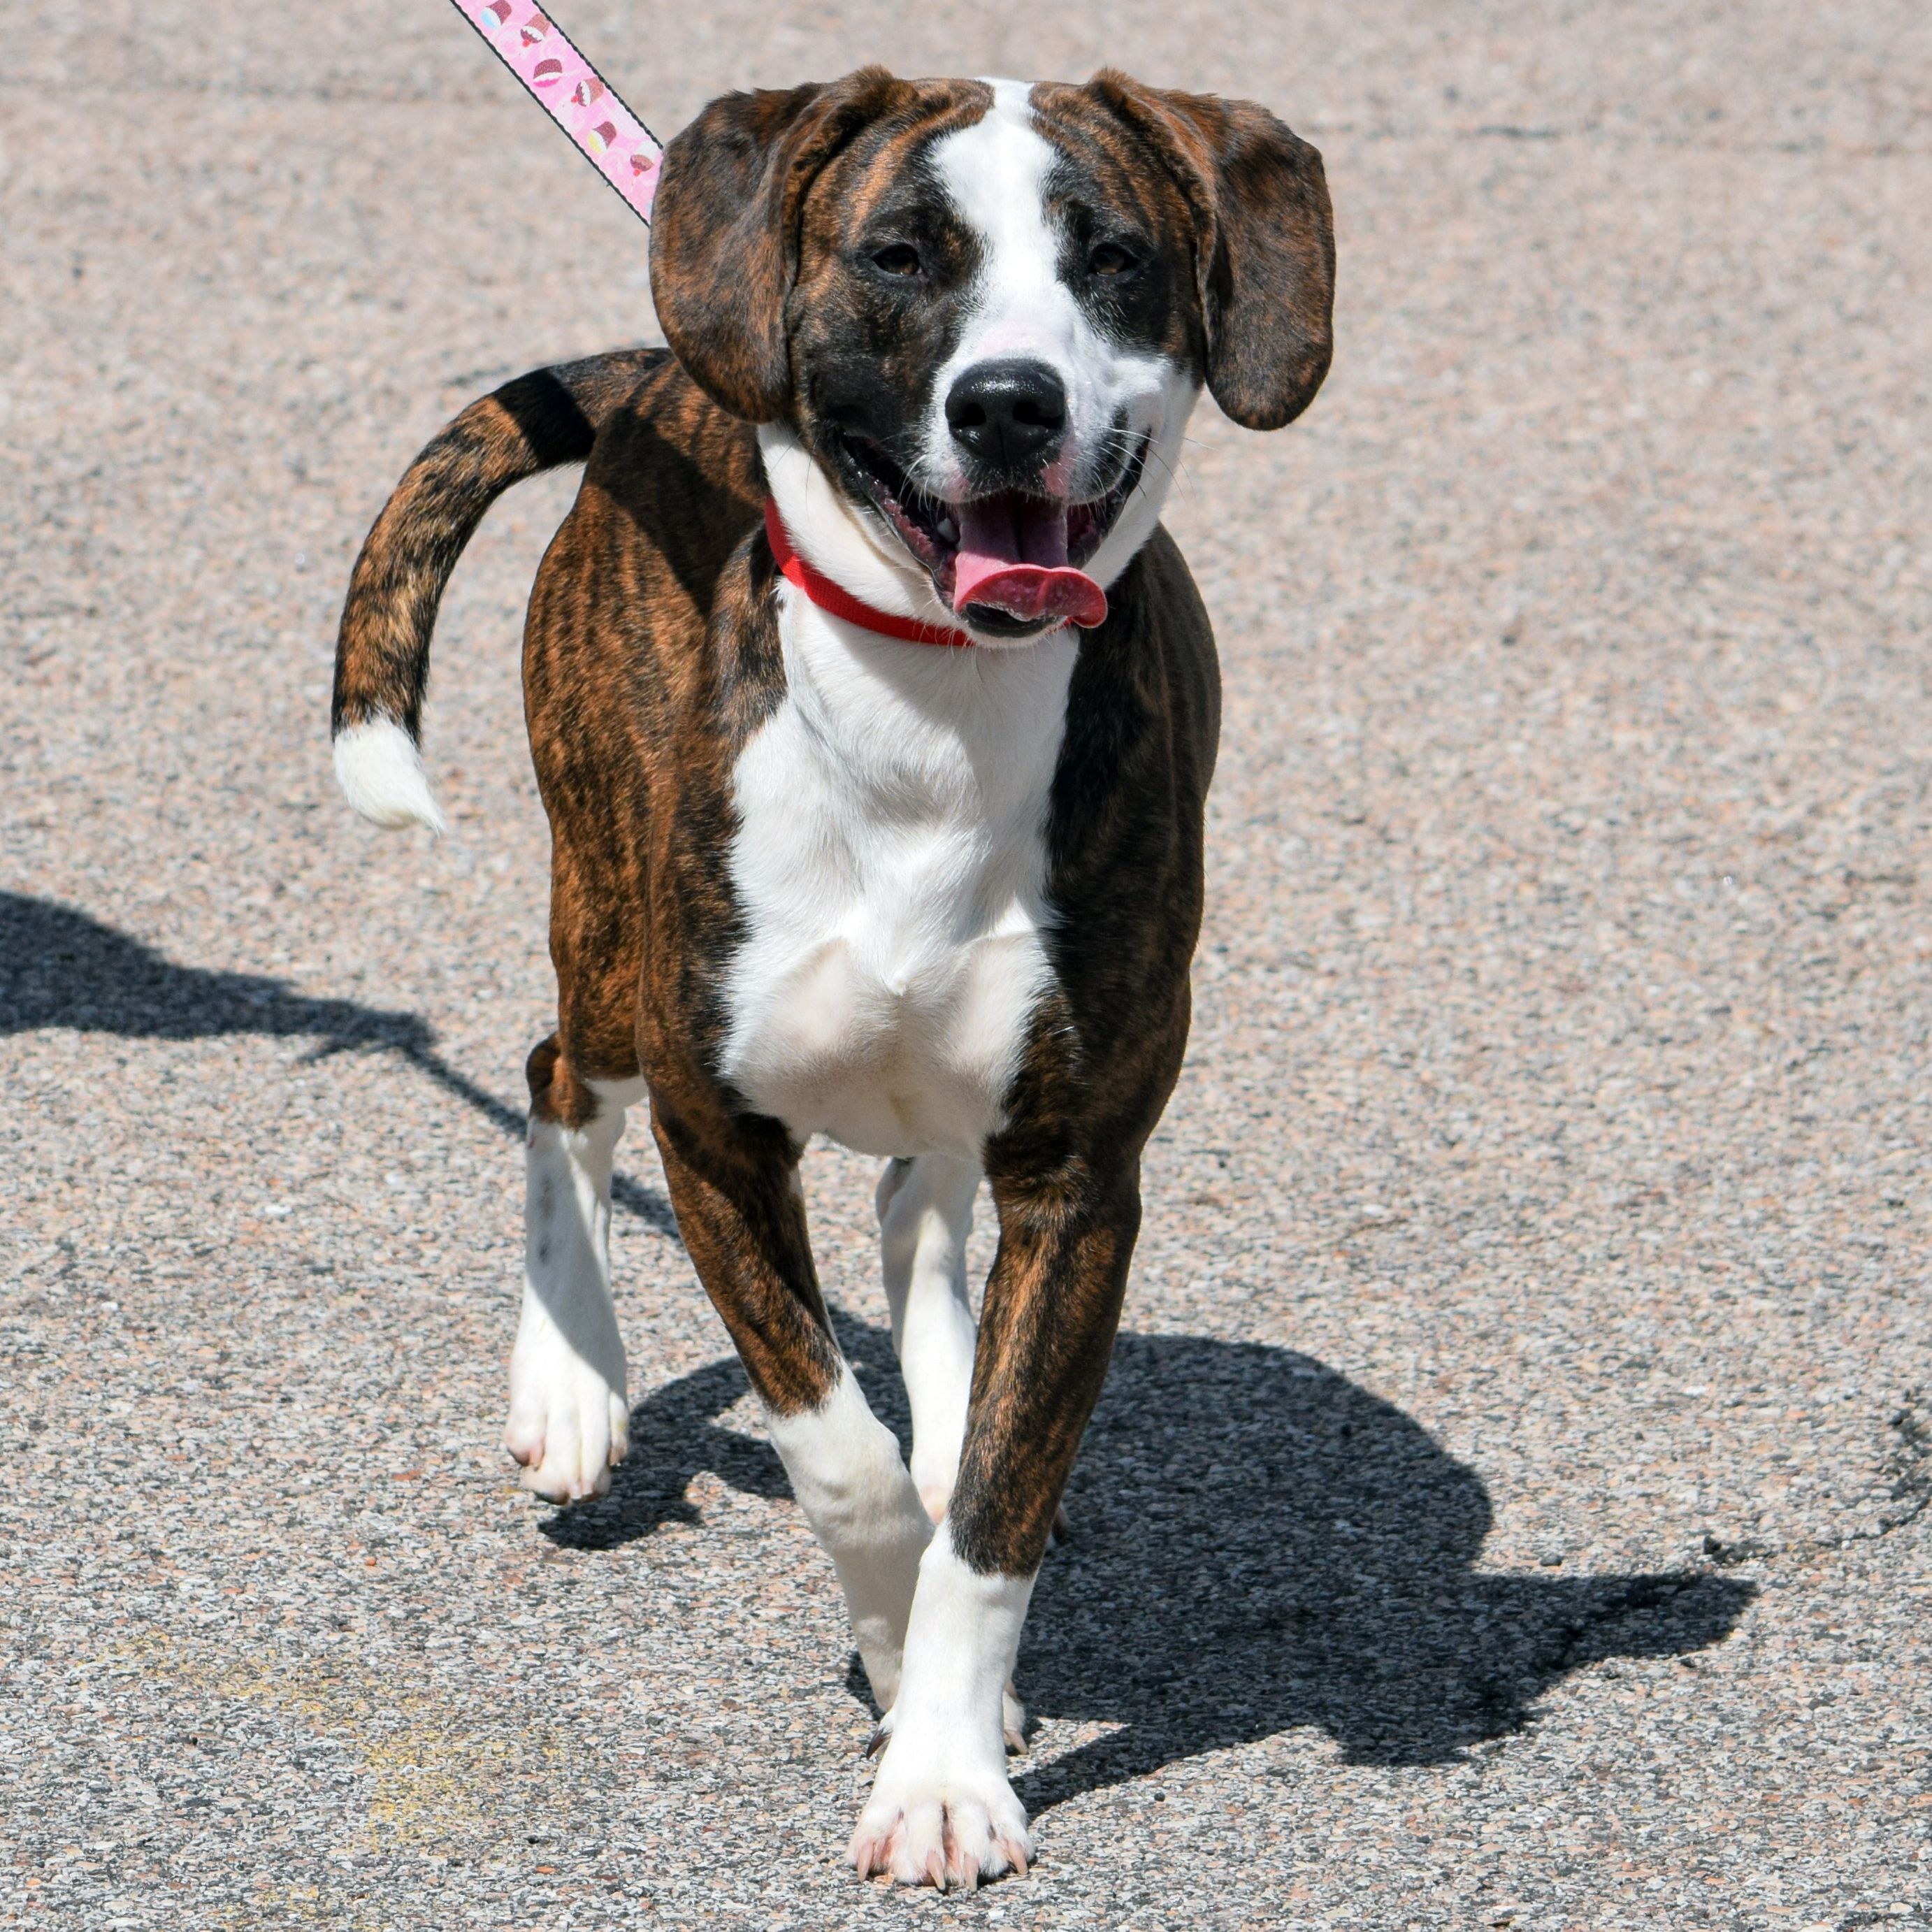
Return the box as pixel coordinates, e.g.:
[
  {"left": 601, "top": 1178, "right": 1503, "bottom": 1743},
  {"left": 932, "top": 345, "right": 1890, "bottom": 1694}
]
[{"left": 3, "top": 0, "right": 1930, "bottom": 1926}]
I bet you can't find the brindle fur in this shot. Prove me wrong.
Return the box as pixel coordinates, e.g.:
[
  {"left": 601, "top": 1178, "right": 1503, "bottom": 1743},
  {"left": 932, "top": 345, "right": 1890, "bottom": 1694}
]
[{"left": 331, "top": 73, "right": 1329, "bottom": 1580}]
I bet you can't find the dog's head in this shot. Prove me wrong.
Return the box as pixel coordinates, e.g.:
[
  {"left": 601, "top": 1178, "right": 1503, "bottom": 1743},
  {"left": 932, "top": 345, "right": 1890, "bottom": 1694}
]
[{"left": 651, "top": 71, "right": 1334, "bottom": 640}]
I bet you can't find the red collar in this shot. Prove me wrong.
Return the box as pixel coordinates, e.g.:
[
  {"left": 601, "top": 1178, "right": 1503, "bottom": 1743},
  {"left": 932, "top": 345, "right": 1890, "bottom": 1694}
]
[{"left": 763, "top": 499, "right": 974, "bottom": 649}]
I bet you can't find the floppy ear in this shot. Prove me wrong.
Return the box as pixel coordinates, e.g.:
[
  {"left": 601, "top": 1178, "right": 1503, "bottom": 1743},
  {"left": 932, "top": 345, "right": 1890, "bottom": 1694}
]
[
  {"left": 650, "top": 69, "right": 915, "bottom": 423},
  {"left": 1088, "top": 72, "right": 1334, "bottom": 432}
]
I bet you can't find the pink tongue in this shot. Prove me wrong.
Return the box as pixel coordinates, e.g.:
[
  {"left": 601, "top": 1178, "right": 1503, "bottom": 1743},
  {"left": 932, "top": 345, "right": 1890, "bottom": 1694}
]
[{"left": 952, "top": 494, "right": 1107, "bottom": 630}]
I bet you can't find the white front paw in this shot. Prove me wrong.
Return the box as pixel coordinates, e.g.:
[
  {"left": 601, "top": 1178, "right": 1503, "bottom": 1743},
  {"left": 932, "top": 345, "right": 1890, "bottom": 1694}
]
[
  {"left": 849, "top": 1740, "right": 1031, "bottom": 1889},
  {"left": 505, "top": 1309, "right": 628, "bottom": 1502}
]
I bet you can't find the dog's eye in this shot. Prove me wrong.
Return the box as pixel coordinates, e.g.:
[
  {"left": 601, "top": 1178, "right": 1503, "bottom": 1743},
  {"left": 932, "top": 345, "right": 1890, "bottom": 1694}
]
[
  {"left": 872, "top": 245, "right": 922, "bottom": 277},
  {"left": 1089, "top": 243, "right": 1137, "bottom": 277}
]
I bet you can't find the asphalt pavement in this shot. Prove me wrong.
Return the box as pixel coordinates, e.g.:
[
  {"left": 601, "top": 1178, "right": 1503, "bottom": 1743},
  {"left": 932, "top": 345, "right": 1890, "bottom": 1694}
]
[{"left": 2, "top": 1, "right": 1929, "bottom": 1926}]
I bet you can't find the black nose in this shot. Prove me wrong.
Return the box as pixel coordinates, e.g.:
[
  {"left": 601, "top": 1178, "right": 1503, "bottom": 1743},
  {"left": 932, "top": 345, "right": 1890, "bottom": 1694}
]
[{"left": 944, "top": 359, "right": 1067, "bottom": 468}]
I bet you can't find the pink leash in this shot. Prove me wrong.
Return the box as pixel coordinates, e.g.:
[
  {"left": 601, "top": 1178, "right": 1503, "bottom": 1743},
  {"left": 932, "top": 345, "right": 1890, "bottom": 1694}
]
[{"left": 448, "top": 0, "right": 662, "bottom": 224}]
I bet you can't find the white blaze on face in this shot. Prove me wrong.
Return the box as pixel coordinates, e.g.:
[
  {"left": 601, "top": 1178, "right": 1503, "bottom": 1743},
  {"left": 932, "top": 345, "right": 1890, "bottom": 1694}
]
[{"left": 925, "top": 78, "right": 1199, "bottom": 587}]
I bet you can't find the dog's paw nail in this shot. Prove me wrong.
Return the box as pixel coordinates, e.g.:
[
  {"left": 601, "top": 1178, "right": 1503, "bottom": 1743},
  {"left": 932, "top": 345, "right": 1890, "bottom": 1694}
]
[
  {"left": 853, "top": 1758, "right": 1030, "bottom": 1889},
  {"left": 1001, "top": 1682, "right": 1028, "bottom": 1753},
  {"left": 864, "top": 1726, "right": 889, "bottom": 1758}
]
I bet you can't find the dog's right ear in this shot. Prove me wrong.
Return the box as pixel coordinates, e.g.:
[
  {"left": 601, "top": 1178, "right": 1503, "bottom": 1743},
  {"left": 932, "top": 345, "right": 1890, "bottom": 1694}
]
[{"left": 651, "top": 69, "right": 913, "bottom": 423}]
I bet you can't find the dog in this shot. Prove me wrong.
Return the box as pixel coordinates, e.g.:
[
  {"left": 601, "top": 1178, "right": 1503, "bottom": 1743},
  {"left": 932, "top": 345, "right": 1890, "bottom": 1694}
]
[{"left": 331, "top": 68, "right": 1332, "bottom": 1887}]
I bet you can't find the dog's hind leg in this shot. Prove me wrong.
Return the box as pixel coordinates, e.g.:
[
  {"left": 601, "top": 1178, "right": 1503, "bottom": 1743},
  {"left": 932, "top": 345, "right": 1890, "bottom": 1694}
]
[
  {"left": 875, "top": 1155, "right": 981, "bottom": 1525},
  {"left": 505, "top": 1037, "right": 639, "bottom": 1501},
  {"left": 651, "top": 1111, "right": 933, "bottom": 1716}
]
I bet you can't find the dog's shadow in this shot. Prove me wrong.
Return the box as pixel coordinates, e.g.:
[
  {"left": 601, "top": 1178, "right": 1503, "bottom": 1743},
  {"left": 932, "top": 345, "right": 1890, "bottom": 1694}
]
[
  {"left": 543, "top": 1315, "right": 1755, "bottom": 1804},
  {"left": 0, "top": 891, "right": 677, "bottom": 1236}
]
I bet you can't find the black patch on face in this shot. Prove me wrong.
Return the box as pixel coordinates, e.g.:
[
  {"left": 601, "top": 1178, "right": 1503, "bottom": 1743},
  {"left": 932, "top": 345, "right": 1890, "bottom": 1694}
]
[
  {"left": 790, "top": 144, "right": 981, "bottom": 518},
  {"left": 1044, "top": 149, "right": 1192, "bottom": 368}
]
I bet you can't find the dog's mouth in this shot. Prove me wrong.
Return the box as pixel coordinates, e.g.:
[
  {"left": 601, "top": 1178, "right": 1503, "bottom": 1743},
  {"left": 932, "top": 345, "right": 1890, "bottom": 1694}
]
[{"left": 839, "top": 433, "right": 1147, "bottom": 637}]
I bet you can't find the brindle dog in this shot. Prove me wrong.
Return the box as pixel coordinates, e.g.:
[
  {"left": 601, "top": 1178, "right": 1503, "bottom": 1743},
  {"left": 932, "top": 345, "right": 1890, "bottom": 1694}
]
[{"left": 332, "top": 67, "right": 1332, "bottom": 1889}]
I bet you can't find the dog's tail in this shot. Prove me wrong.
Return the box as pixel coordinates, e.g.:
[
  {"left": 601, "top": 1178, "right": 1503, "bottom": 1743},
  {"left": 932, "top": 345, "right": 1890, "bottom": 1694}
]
[{"left": 330, "top": 348, "right": 663, "bottom": 834}]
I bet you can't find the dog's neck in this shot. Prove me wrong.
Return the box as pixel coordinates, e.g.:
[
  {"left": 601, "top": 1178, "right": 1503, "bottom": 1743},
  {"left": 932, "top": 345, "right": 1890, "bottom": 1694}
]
[{"left": 760, "top": 424, "right": 962, "bottom": 635}]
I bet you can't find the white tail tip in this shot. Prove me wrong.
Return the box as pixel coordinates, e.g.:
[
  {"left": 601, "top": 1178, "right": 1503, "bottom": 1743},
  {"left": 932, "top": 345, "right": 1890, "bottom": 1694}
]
[{"left": 332, "top": 716, "right": 449, "bottom": 835}]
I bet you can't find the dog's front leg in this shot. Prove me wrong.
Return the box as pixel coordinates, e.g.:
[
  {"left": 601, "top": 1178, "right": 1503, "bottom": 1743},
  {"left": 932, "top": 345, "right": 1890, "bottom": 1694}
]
[
  {"left": 653, "top": 1108, "right": 935, "bottom": 1713},
  {"left": 851, "top": 1164, "right": 1141, "bottom": 1889}
]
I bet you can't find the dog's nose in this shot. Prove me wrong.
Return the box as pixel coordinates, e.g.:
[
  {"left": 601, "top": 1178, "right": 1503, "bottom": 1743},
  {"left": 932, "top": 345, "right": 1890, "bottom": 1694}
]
[{"left": 944, "top": 359, "right": 1067, "bottom": 469}]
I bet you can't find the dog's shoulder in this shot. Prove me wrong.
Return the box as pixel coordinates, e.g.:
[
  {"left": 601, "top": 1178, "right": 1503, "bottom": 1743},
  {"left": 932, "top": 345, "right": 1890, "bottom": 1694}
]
[
  {"left": 1053, "top": 524, "right": 1220, "bottom": 848},
  {"left": 525, "top": 358, "right": 777, "bottom": 865},
  {"left": 579, "top": 356, "right": 764, "bottom": 586},
  {"left": 1121, "top": 523, "right": 1221, "bottom": 770}
]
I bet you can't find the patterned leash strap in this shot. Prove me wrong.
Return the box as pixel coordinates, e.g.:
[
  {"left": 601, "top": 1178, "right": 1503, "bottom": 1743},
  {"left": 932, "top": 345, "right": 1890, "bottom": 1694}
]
[{"left": 448, "top": 0, "right": 662, "bottom": 224}]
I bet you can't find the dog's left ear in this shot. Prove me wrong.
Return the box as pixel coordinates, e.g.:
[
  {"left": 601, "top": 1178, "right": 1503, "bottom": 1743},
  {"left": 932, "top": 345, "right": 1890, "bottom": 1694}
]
[
  {"left": 1088, "top": 72, "right": 1335, "bottom": 432},
  {"left": 651, "top": 69, "right": 918, "bottom": 423}
]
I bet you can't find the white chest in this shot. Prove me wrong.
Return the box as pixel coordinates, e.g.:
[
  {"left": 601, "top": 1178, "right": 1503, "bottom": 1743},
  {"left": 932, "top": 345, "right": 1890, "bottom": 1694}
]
[{"left": 719, "top": 589, "right": 1073, "bottom": 1160}]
